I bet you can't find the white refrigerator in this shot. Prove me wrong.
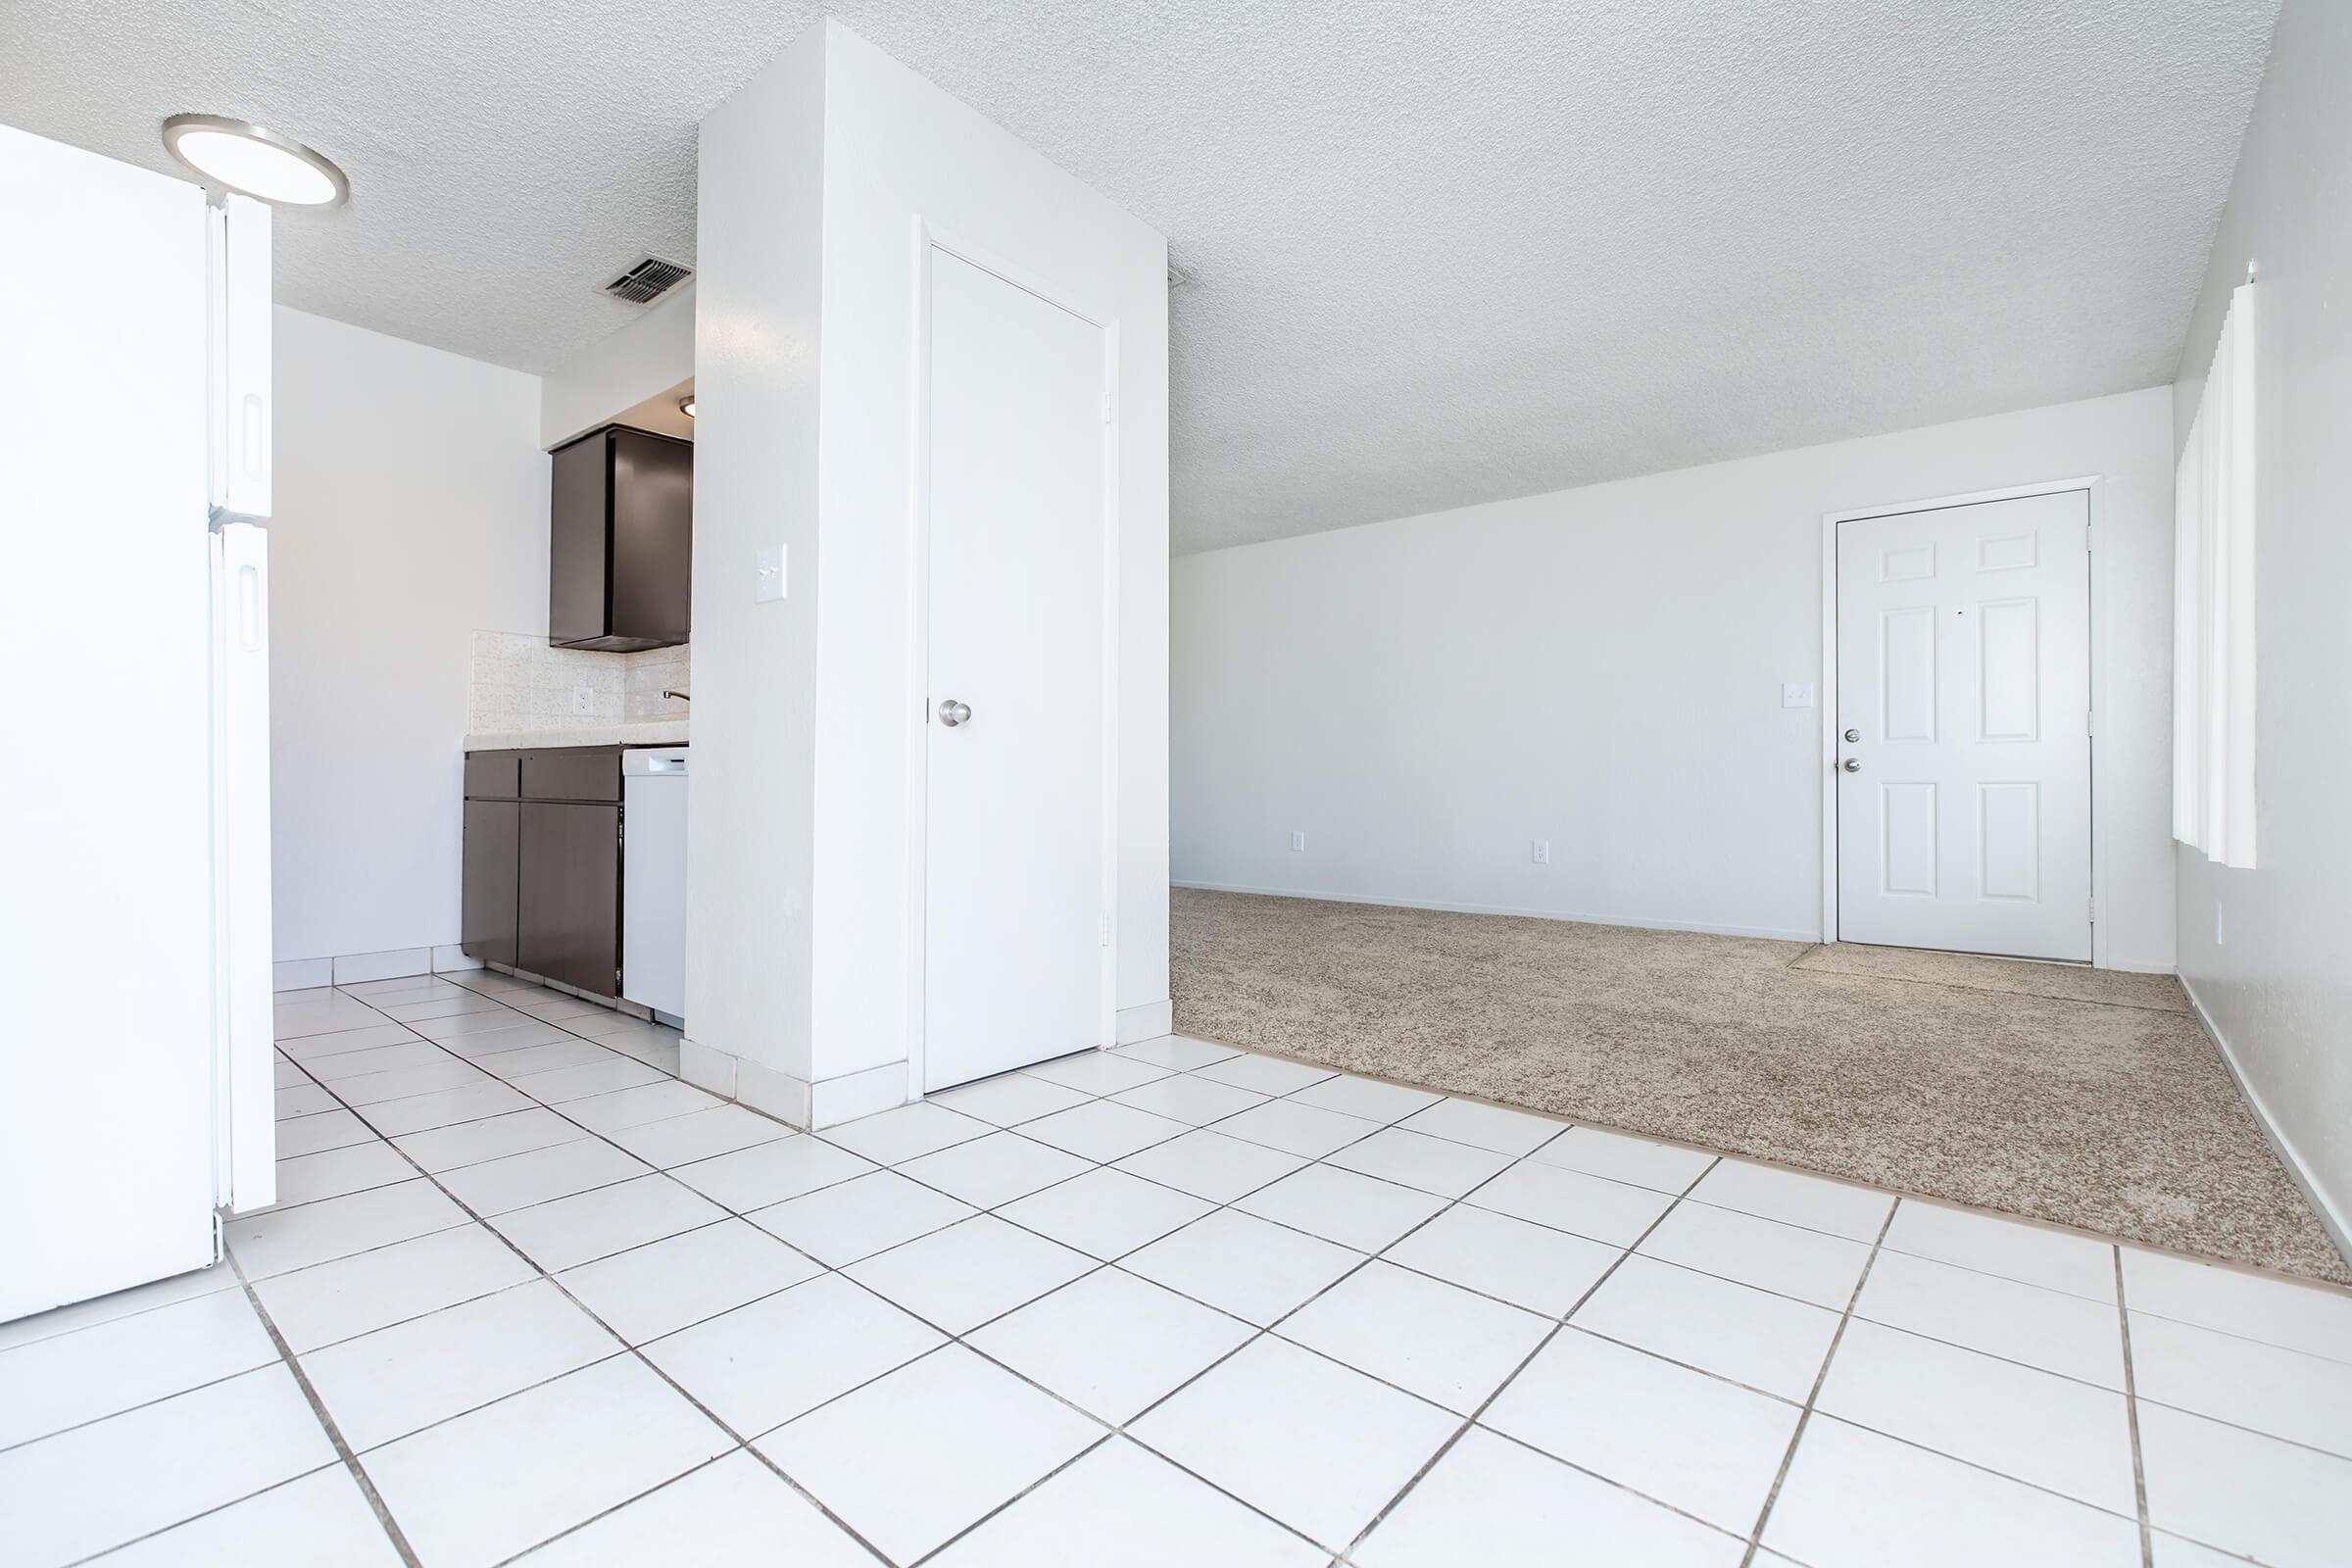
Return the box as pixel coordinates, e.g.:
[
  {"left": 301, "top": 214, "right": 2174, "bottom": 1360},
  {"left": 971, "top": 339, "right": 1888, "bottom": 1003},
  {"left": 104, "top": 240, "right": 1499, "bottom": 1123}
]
[{"left": 0, "top": 123, "right": 278, "bottom": 1321}]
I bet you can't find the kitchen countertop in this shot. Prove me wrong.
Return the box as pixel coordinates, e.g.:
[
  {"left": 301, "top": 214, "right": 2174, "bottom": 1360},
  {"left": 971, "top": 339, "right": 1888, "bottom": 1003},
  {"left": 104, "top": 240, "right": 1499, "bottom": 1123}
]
[{"left": 464, "top": 720, "right": 689, "bottom": 751}]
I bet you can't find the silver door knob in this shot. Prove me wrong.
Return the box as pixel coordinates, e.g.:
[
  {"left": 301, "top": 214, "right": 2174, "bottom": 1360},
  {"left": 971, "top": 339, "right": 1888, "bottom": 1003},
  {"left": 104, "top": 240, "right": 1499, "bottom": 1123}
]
[
  {"left": 1843, "top": 728, "right": 1861, "bottom": 743},
  {"left": 1841, "top": 758, "right": 1861, "bottom": 772},
  {"left": 938, "top": 699, "right": 970, "bottom": 727}
]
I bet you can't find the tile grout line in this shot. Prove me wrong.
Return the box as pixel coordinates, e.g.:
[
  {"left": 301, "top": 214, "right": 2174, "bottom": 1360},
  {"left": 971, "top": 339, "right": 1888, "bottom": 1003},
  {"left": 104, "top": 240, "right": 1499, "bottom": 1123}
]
[
  {"left": 298, "top": 999, "right": 1873, "bottom": 1552},
  {"left": 1735, "top": 1200, "right": 1899, "bottom": 1567},
  {"left": 1334, "top": 1155, "right": 1728, "bottom": 1563},
  {"left": 64, "top": 1465, "right": 352, "bottom": 1567},
  {"left": 324, "top": 984, "right": 937, "bottom": 1564},
  {"left": 256, "top": 988, "right": 2328, "bottom": 1562},
  {"left": 867, "top": 1113, "right": 1538, "bottom": 1566},
  {"left": 289, "top": 1024, "right": 905, "bottom": 1568},
  {"left": 50, "top": 1005, "right": 1731, "bottom": 1560},
  {"left": 226, "top": 1250, "right": 425, "bottom": 1568},
  {"left": 476, "top": 1450, "right": 745, "bottom": 1568},
  {"left": 566, "top": 1064, "right": 1491, "bottom": 1560},
  {"left": 1169, "top": 1027, "right": 2352, "bottom": 1298},
  {"left": 2116, "top": 1247, "right": 2155, "bottom": 1568}
]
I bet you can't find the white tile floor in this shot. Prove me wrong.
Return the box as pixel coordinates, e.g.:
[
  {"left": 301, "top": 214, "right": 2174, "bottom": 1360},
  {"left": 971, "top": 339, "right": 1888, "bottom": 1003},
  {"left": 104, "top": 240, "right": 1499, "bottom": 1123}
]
[{"left": 4, "top": 970, "right": 2351, "bottom": 1567}]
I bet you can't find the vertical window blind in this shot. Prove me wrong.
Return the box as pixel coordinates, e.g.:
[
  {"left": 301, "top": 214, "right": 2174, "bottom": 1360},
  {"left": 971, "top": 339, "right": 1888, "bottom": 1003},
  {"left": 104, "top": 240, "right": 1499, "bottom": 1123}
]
[{"left": 2172, "top": 281, "right": 2258, "bottom": 868}]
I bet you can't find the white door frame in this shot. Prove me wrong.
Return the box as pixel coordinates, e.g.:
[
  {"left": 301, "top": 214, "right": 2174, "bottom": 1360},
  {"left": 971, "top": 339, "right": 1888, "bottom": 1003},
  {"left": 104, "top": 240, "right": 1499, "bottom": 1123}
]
[
  {"left": 902, "top": 219, "right": 1123, "bottom": 1101},
  {"left": 1818, "top": 476, "right": 2108, "bottom": 968}
]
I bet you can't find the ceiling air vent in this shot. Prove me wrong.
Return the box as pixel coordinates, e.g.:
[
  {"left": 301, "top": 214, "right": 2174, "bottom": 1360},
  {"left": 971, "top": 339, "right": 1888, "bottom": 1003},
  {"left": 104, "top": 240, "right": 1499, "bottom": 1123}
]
[{"left": 602, "top": 255, "right": 693, "bottom": 305}]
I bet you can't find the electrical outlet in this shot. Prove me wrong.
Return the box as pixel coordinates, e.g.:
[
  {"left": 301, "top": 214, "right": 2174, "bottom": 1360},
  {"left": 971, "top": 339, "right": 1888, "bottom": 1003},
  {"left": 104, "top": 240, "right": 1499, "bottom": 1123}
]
[
  {"left": 571, "top": 685, "right": 595, "bottom": 715},
  {"left": 1531, "top": 840, "right": 1550, "bottom": 864},
  {"left": 1781, "top": 682, "right": 1815, "bottom": 709},
  {"left": 1290, "top": 831, "right": 1306, "bottom": 853}
]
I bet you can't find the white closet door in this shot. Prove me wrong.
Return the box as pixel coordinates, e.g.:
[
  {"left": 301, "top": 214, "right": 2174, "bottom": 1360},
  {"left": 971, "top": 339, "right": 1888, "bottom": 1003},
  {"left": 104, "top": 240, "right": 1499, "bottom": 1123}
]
[
  {"left": 922, "top": 249, "right": 1110, "bottom": 1091},
  {"left": 1836, "top": 490, "right": 2092, "bottom": 961}
]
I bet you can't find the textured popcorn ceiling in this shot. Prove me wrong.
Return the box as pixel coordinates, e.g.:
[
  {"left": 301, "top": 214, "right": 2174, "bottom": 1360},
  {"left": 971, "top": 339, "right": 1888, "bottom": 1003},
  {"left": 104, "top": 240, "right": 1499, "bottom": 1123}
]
[{"left": 0, "top": 0, "right": 2276, "bottom": 551}]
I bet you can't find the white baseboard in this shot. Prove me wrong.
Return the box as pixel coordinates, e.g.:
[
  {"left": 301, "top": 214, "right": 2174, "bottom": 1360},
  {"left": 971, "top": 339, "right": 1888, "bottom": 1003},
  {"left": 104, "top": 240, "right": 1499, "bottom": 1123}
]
[
  {"left": 275, "top": 945, "right": 487, "bottom": 991},
  {"left": 1171, "top": 880, "right": 1819, "bottom": 945},
  {"left": 678, "top": 1038, "right": 736, "bottom": 1099},
  {"left": 272, "top": 957, "right": 333, "bottom": 992},
  {"left": 331, "top": 948, "right": 432, "bottom": 985},
  {"left": 2180, "top": 976, "right": 2352, "bottom": 1267},
  {"left": 812, "top": 1061, "right": 912, "bottom": 1128},
  {"left": 735, "top": 1057, "right": 810, "bottom": 1128},
  {"left": 1116, "top": 1001, "right": 1174, "bottom": 1045},
  {"left": 675, "top": 1039, "right": 916, "bottom": 1132}
]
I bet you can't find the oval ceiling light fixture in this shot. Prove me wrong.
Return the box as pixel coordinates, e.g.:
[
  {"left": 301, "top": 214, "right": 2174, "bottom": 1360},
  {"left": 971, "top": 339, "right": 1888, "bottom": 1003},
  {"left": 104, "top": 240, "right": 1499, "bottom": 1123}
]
[
  {"left": 678, "top": 397, "right": 696, "bottom": 418},
  {"left": 162, "top": 115, "right": 349, "bottom": 208}
]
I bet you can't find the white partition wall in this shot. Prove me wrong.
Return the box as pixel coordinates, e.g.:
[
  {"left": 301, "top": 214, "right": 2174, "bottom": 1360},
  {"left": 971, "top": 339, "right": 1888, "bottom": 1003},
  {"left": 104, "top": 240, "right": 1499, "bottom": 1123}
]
[{"left": 688, "top": 20, "right": 1170, "bottom": 1124}]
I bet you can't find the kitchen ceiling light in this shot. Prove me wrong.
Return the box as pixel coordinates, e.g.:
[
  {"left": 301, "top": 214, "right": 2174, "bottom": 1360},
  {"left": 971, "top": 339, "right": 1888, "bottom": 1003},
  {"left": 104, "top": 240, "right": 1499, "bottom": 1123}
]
[
  {"left": 162, "top": 115, "right": 348, "bottom": 208},
  {"left": 678, "top": 397, "right": 696, "bottom": 417}
]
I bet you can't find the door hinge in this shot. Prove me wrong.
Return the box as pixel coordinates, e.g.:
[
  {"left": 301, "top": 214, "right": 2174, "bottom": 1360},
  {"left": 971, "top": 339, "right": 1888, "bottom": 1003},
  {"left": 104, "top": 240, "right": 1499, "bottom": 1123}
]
[
  {"left": 1101, "top": 391, "right": 1113, "bottom": 424},
  {"left": 1100, "top": 912, "right": 1112, "bottom": 947},
  {"left": 2087, "top": 898, "right": 2096, "bottom": 923}
]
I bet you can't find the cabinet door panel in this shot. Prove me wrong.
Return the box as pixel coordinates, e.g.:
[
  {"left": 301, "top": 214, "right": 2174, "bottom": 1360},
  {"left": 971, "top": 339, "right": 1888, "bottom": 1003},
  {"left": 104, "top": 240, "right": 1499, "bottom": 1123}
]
[
  {"left": 548, "top": 431, "right": 611, "bottom": 648},
  {"left": 609, "top": 427, "right": 693, "bottom": 647},
  {"left": 517, "top": 801, "right": 620, "bottom": 997},
  {"left": 461, "top": 800, "right": 519, "bottom": 966}
]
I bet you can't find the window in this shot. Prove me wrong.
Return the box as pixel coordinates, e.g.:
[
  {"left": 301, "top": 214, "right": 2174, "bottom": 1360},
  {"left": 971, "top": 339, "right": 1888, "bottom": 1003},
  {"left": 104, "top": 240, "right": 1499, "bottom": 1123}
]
[{"left": 2172, "top": 282, "right": 2258, "bottom": 868}]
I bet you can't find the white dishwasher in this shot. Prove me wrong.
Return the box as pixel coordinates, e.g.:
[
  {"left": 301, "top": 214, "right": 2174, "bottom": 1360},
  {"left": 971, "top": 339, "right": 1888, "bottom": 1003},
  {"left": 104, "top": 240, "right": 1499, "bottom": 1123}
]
[{"left": 621, "top": 747, "right": 688, "bottom": 1020}]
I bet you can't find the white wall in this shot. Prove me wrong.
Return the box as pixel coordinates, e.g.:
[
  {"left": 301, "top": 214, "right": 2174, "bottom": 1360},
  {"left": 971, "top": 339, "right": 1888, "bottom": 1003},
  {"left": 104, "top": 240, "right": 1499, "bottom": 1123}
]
[
  {"left": 2168, "top": 0, "right": 2352, "bottom": 1251},
  {"left": 540, "top": 282, "right": 696, "bottom": 450},
  {"left": 691, "top": 19, "right": 1170, "bottom": 1112},
  {"left": 1174, "top": 388, "right": 2177, "bottom": 969},
  {"left": 686, "top": 23, "right": 827, "bottom": 1110},
  {"left": 270, "top": 307, "right": 549, "bottom": 963}
]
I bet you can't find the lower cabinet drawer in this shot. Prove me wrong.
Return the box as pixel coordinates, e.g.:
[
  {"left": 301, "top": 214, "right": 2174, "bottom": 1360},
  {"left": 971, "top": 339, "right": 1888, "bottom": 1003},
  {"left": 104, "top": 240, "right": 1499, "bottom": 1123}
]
[
  {"left": 520, "top": 748, "right": 621, "bottom": 803},
  {"left": 464, "top": 751, "right": 521, "bottom": 800}
]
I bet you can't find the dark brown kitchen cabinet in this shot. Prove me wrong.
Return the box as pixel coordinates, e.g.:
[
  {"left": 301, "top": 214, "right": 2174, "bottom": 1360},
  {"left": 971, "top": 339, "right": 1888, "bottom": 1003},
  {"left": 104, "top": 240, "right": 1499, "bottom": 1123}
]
[
  {"left": 549, "top": 424, "right": 693, "bottom": 652},
  {"left": 517, "top": 802, "right": 620, "bottom": 997},
  {"left": 462, "top": 746, "right": 624, "bottom": 998},
  {"left": 460, "top": 799, "right": 519, "bottom": 966}
]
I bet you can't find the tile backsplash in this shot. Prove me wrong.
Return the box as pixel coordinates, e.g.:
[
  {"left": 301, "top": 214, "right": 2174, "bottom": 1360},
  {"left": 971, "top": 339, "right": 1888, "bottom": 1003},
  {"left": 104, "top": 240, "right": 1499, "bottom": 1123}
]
[{"left": 469, "top": 630, "right": 690, "bottom": 734}]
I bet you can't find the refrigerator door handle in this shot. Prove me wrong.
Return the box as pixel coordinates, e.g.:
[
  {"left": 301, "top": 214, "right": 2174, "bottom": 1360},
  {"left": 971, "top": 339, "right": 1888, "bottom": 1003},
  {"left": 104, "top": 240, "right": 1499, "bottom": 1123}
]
[
  {"left": 208, "top": 195, "right": 271, "bottom": 523},
  {"left": 212, "top": 522, "right": 276, "bottom": 1213},
  {"left": 237, "top": 563, "right": 263, "bottom": 650}
]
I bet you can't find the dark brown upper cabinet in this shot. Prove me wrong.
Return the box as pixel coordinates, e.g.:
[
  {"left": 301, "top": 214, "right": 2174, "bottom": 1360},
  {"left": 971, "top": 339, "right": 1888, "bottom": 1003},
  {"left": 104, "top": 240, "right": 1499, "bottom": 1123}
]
[{"left": 549, "top": 424, "right": 693, "bottom": 652}]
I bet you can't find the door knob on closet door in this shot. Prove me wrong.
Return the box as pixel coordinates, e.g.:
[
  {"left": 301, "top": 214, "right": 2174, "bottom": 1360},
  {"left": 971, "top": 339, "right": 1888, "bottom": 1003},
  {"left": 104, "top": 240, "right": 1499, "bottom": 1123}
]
[
  {"left": 1841, "top": 758, "right": 1861, "bottom": 772},
  {"left": 938, "top": 699, "right": 971, "bottom": 727}
]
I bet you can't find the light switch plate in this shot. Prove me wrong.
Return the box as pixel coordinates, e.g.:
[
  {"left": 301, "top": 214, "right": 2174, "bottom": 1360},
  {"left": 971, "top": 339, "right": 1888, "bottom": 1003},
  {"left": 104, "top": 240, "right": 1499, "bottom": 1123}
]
[
  {"left": 756, "top": 545, "right": 786, "bottom": 603},
  {"left": 1781, "top": 682, "right": 1815, "bottom": 709}
]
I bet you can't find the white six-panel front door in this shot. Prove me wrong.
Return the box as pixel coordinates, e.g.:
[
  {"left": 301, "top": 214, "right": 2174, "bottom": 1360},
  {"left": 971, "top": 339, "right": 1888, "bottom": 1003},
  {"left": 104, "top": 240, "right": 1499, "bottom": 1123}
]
[
  {"left": 921, "top": 248, "right": 1110, "bottom": 1092},
  {"left": 1835, "top": 490, "right": 2092, "bottom": 961}
]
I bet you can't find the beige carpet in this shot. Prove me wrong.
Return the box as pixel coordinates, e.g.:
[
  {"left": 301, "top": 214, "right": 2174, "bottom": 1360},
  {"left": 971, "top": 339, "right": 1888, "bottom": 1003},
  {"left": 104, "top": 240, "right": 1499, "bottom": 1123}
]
[{"left": 1171, "top": 889, "right": 2348, "bottom": 1284}]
